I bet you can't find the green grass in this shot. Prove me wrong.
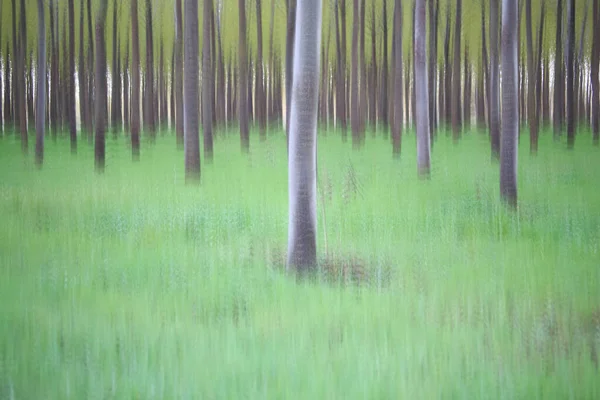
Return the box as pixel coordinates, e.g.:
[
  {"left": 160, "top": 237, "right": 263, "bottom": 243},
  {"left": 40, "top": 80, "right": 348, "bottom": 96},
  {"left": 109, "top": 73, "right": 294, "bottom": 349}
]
[{"left": 1, "top": 128, "right": 599, "bottom": 399}]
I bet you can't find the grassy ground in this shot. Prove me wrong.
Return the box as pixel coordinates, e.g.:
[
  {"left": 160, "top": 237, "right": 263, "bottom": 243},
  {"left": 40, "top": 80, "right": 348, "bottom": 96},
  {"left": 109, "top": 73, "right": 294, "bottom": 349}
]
[{"left": 1, "top": 128, "right": 599, "bottom": 399}]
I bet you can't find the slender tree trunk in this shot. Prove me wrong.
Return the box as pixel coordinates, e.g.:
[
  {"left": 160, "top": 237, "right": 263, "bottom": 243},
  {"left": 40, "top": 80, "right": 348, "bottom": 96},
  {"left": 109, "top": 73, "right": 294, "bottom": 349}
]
[
  {"left": 479, "top": 0, "right": 489, "bottom": 129},
  {"left": 428, "top": 0, "right": 439, "bottom": 134},
  {"left": 335, "top": 0, "right": 347, "bottom": 138},
  {"left": 287, "top": 0, "right": 321, "bottom": 272},
  {"left": 443, "top": 1, "right": 451, "bottom": 127},
  {"left": 379, "top": 0, "right": 389, "bottom": 131},
  {"left": 463, "top": 48, "right": 471, "bottom": 127},
  {"left": 554, "top": 0, "right": 564, "bottom": 138},
  {"left": 351, "top": 0, "right": 360, "bottom": 147},
  {"left": 415, "top": 0, "right": 431, "bottom": 177},
  {"left": 111, "top": 0, "right": 120, "bottom": 132},
  {"left": 566, "top": 0, "right": 576, "bottom": 148},
  {"left": 68, "top": 0, "right": 77, "bottom": 152},
  {"left": 78, "top": 0, "right": 88, "bottom": 135},
  {"left": 359, "top": 0, "right": 366, "bottom": 139},
  {"left": 239, "top": 0, "right": 250, "bottom": 152},
  {"left": 35, "top": 0, "right": 46, "bottom": 167},
  {"left": 217, "top": 1, "right": 226, "bottom": 127},
  {"left": 203, "top": 0, "right": 214, "bottom": 161},
  {"left": 370, "top": 0, "right": 377, "bottom": 130},
  {"left": 16, "top": 0, "right": 27, "bottom": 152},
  {"left": 145, "top": 0, "right": 155, "bottom": 136},
  {"left": 131, "top": 0, "right": 140, "bottom": 159},
  {"left": 392, "top": 0, "right": 403, "bottom": 157},
  {"left": 285, "top": 0, "right": 297, "bottom": 141},
  {"left": 500, "top": 0, "right": 518, "bottom": 208},
  {"left": 592, "top": 0, "right": 599, "bottom": 144},
  {"left": 174, "top": 0, "right": 184, "bottom": 147},
  {"left": 124, "top": 42, "right": 130, "bottom": 132},
  {"left": 490, "top": 0, "right": 500, "bottom": 159},
  {"left": 95, "top": 0, "right": 109, "bottom": 172},
  {"left": 86, "top": 0, "right": 94, "bottom": 135},
  {"left": 255, "top": 0, "right": 266, "bottom": 140},
  {"left": 535, "top": 3, "right": 545, "bottom": 132},
  {"left": 184, "top": 0, "right": 201, "bottom": 181},
  {"left": 526, "top": 0, "right": 538, "bottom": 154},
  {"left": 451, "top": 0, "right": 462, "bottom": 141},
  {"left": 27, "top": 56, "right": 35, "bottom": 128}
]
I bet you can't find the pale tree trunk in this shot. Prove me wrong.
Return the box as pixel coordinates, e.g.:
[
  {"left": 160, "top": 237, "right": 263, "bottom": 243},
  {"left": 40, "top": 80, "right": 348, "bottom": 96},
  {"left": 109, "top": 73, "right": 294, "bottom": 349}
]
[
  {"left": 203, "top": 0, "right": 214, "bottom": 162},
  {"left": 95, "top": 0, "right": 109, "bottom": 172},
  {"left": 392, "top": 0, "right": 403, "bottom": 157},
  {"left": 184, "top": 0, "right": 201, "bottom": 181},
  {"left": 287, "top": 0, "right": 322, "bottom": 272},
  {"left": 500, "top": 0, "right": 518, "bottom": 208},
  {"left": 78, "top": 0, "right": 87, "bottom": 136},
  {"left": 490, "top": 0, "right": 500, "bottom": 160},
  {"left": 415, "top": 0, "right": 431, "bottom": 177},
  {"left": 369, "top": 0, "right": 377, "bottom": 129},
  {"left": 35, "top": 0, "right": 46, "bottom": 168},
  {"left": 131, "top": 0, "right": 141, "bottom": 159}
]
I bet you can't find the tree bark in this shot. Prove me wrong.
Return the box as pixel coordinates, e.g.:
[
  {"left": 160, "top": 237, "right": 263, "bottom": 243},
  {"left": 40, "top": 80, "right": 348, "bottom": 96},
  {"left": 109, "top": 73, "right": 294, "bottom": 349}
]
[
  {"left": 111, "top": 0, "right": 121, "bottom": 133},
  {"left": 428, "top": 0, "right": 439, "bottom": 134},
  {"left": 370, "top": 0, "right": 377, "bottom": 130},
  {"left": 554, "top": 0, "right": 564, "bottom": 137},
  {"left": 285, "top": 0, "right": 297, "bottom": 141},
  {"left": 68, "top": 0, "right": 77, "bottom": 152},
  {"left": 392, "top": 0, "right": 403, "bottom": 157},
  {"left": 203, "top": 0, "right": 214, "bottom": 162},
  {"left": 379, "top": 0, "right": 389, "bottom": 131},
  {"left": 35, "top": 0, "right": 46, "bottom": 168},
  {"left": 95, "top": 0, "right": 109, "bottom": 172},
  {"left": 500, "top": 0, "right": 519, "bottom": 208},
  {"left": 131, "top": 0, "right": 141, "bottom": 159},
  {"left": 451, "top": 0, "right": 462, "bottom": 141},
  {"left": 184, "top": 0, "right": 201, "bottom": 181},
  {"left": 124, "top": 42, "right": 130, "bottom": 132},
  {"left": 490, "top": 0, "right": 500, "bottom": 160},
  {"left": 592, "top": 0, "right": 600, "bottom": 144},
  {"left": 145, "top": 0, "right": 155, "bottom": 136},
  {"left": 526, "top": 0, "right": 538, "bottom": 154},
  {"left": 566, "top": 0, "right": 576, "bottom": 148},
  {"left": 443, "top": 0, "right": 451, "bottom": 127},
  {"left": 287, "top": 0, "right": 322, "bottom": 273},
  {"left": 415, "top": 0, "right": 431, "bottom": 177},
  {"left": 255, "top": 0, "right": 266, "bottom": 140},
  {"left": 351, "top": 0, "right": 360, "bottom": 147}
]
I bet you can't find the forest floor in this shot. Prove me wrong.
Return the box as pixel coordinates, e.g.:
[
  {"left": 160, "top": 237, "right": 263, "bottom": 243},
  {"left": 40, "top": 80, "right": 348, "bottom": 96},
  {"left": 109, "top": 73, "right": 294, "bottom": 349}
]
[{"left": 0, "top": 128, "right": 599, "bottom": 398}]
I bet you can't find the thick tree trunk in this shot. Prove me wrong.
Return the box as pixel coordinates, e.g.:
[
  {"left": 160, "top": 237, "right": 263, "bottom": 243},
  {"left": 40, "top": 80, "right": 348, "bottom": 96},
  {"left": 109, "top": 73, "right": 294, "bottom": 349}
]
[
  {"left": 239, "top": 0, "right": 250, "bottom": 152},
  {"left": 95, "top": 0, "right": 109, "bottom": 172},
  {"left": 131, "top": 0, "right": 141, "bottom": 159},
  {"left": 203, "top": 0, "right": 214, "bottom": 162},
  {"left": 500, "top": 0, "right": 518, "bottom": 208},
  {"left": 392, "top": 0, "right": 403, "bottom": 157},
  {"left": 184, "top": 0, "right": 201, "bottom": 181},
  {"left": 566, "top": 0, "right": 576, "bottom": 148},
  {"left": 490, "top": 0, "right": 500, "bottom": 160},
  {"left": 415, "top": 0, "right": 431, "bottom": 177},
  {"left": 217, "top": 2, "right": 226, "bottom": 127},
  {"left": 287, "top": 0, "right": 321, "bottom": 273},
  {"left": 35, "top": 0, "right": 46, "bottom": 168},
  {"left": 535, "top": 4, "right": 545, "bottom": 132}
]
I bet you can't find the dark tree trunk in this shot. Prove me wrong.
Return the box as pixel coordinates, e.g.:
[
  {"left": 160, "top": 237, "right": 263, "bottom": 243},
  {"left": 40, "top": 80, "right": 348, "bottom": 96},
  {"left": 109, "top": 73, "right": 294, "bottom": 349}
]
[
  {"left": 95, "top": 0, "right": 109, "bottom": 172},
  {"left": 542, "top": 56, "right": 550, "bottom": 125},
  {"left": 78, "top": 0, "right": 88, "bottom": 135},
  {"left": 415, "top": 0, "right": 431, "bottom": 177},
  {"left": 370, "top": 0, "right": 377, "bottom": 129},
  {"left": 203, "top": 0, "right": 214, "bottom": 161},
  {"left": 216, "top": 3, "right": 226, "bottom": 127},
  {"left": 184, "top": 0, "right": 201, "bottom": 181},
  {"left": 500, "top": 0, "right": 519, "bottom": 208},
  {"left": 334, "top": 0, "right": 347, "bottom": 138},
  {"left": 239, "top": 0, "right": 250, "bottom": 152},
  {"left": 535, "top": 3, "right": 545, "bottom": 132},
  {"left": 27, "top": 56, "right": 35, "bottom": 127},
  {"left": 35, "top": 0, "right": 46, "bottom": 168},
  {"left": 131, "top": 0, "right": 140, "bottom": 159},
  {"left": 159, "top": 40, "right": 166, "bottom": 130},
  {"left": 526, "top": 0, "right": 539, "bottom": 154},
  {"left": 479, "top": 0, "right": 489, "bottom": 129},
  {"left": 248, "top": 58, "right": 254, "bottom": 124},
  {"left": 16, "top": 0, "right": 28, "bottom": 152},
  {"left": 255, "top": 0, "right": 266, "bottom": 140},
  {"left": 379, "top": 0, "right": 389, "bottom": 131},
  {"left": 489, "top": 0, "right": 500, "bottom": 159},
  {"left": 554, "top": 0, "right": 564, "bottom": 137},
  {"left": 49, "top": 1, "right": 57, "bottom": 137},
  {"left": 111, "top": 0, "right": 121, "bottom": 132},
  {"left": 443, "top": 0, "right": 451, "bottom": 127},
  {"left": 86, "top": 0, "right": 94, "bottom": 135},
  {"left": 592, "top": 0, "right": 599, "bottom": 144},
  {"left": 451, "top": 0, "right": 462, "bottom": 141},
  {"left": 175, "top": 0, "right": 184, "bottom": 147},
  {"left": 68, "top": 0, "right": 77, "bottom": 152},
  {"left": 392, "top": 0, "right": 403, "bottom": 157},
  {"left": 566, "top": 0, "right": 576, "bottom": 148},
  {"left": 359, "top": 0, "right": 366, "bottom": 139},
  {"left": 145, "top": 0, "right": 155, "bottom": 136},
  {"left": 351, "top": 0, "right": 360, "bottom": 147}
]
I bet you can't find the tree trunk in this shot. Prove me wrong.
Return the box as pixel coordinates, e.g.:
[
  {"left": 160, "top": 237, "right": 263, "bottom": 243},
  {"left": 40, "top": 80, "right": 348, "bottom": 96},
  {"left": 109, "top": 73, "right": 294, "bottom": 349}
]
[
  {"left": 174, "top": 0, "right": 184, "bottom": 147},
  {"left": 16, "top": 0, "right": 27, "bottom": 152},
  {"left": 554, "top": 0, "right": 564, "bottom": 137},
  {"left": 95, "top": 0, "right": 109, "bottom": 172},
  {"left": 592, "top": 0, "right": 599, "bottom": 144},
  {"left": 415, "top": 0, "right": 431, "bottom": 177},
  {"left": 392, "top": 0, "right": 403, "bottom": 157},
  {"left": 490, "top": 0, "right": 500, "bottom": 159},
  {"left": 255, "top": 0, "right": 266, "bottom": 140},
  {"left": 429, "top": 0, "right": 439, "bottom": 134},
  {"left": 203, "top": 0, "right": 214, "bottom": 162},
  {"left": 525, "top": 0, "right": 538, "bottom": 154},
  {"left": 443, "top": 0, "right": 451, "bottom": 127},
  {"left": 351, "top": 0, "right": 360, "bottom": 147},
  {"left": 285, "top": 0, "right": 297, "bottom": 141},
  {"left": 335, "top": 0, "right": 347, "bottom": 138},
  {"left": 451, "top": 0, "right": 462, "bottom": 141},
  {"left": 131, "top": 0, "right": 141, "bottom": 159},
  {"left": 145, "top": 0, "right": 155, "bottom": 136},
  {"left": 1, "top": 46, "right": 8, "bottom": 132},
  {"left": 535, "top": 3, "right": 545, "bottom": 132},
  {"left": 184, "top": 0, "right": 201, "bottom": 181},
  {"left": 35, "top": 0, "right": 46, "bottom": 168},
  {"left": 287, "top": 0, "right": 321, "bottom": 273},
  {"left": 500, "top": 0, "right": 518, "bottom": 208},
  {"left": 78, "top": 0, "right": 88, "bottom": 135},
  {"left": 68, "top": 0, "right": 77, "bottom": 152},
  {"left": 370, "top": 0, "right": 377, "bottom": 130},
  {"left": 239, "top": 0, "right": 250, "bottom": 152},
  {"left": 124, "top": 42, "right": 130, "bottom": 133},
  {"left": 379, "top": 0, "right": 389, "bottom": 131},
  {"left": 111, "top": 0, "right": 120, "bottom": 133},
  {"left": 86, "top": 0, "right": 94, "bottom": 135},
  {"left": 216, "top": 1, "right": 226, "bottom": 127},
  {"left": 566, "top": 0, "right": 576, "bottom": 148},
  {"left": 479, "top": 0, "right": 489, "bottom": 129},
  {"left": 359, "top": 0, "right": 366, "bottom": 139}
]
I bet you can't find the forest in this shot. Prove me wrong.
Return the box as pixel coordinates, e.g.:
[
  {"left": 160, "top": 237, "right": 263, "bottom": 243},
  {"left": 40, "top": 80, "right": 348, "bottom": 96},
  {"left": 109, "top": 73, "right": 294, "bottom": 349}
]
[{"left": 0, "top": 0, "right": 599, "bottom": 398}]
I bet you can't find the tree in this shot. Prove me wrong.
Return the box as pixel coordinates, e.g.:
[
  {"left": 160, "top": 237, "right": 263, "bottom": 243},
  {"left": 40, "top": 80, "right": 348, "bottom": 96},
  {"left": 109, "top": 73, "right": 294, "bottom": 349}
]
[
  {"left": 554, "top": 0, "right": 565, "bottom": 137},
  {"left": 255, "top": 0, "right": 266, "bottom": 140},
  {"left": 239, "top": 0, "right": 250, "bottom": 152},
  {"left": 131, "top": 0, "right": 141, "bottom": 159},
  {"left": 526, "top": 0, "right": 539, "bottom": 154},
  {"left": 391, "top": 0, "right": 403, "bottom": 157},
  {"left": 174, "top": 0, "right": 184, "bottom": 147},
  {"left": 184, "top": 0, "right": 201, "bottom": 182},
  {"left": 566, "top": 0, "right": 576, "bottom": 148},
  {"left": 500, "top": 0, "right": 519, "bottom": 208},
  {"left": 351, "top": 0, "right": 360, "bottom": 147},
  {"left": 379, "top": 0, "right": 389, "bottom": 131},
  {"left": 95, "top": 0, "right": 109, "bottom": 172},
  {"left": 35, "top": 0, "right": 46, "bottom": 168},
  {"left": 145, "top": 0, "right": 156, "bottom": 136},
  {"left": 203, "top": 0, "right": 214, "bottom": 162},
  {"left": 451, "top": 0, "right": 462, "bottom": 141},
  {"left": 489, "top": 0, "right": 500, "bottom": 160},
  {"left": 287, "top": 0, "right": 322, "bottom": 272},
  {"left": 285, "top": 0, "right": 297, "bottom": 142},
  {"left": 415, "top": 0, "right": 431, "bottom": 177},
  {"left": 593, "top": 0, "right": 600, "bottom": 144},
  {"left": 78, "top": 0, "right": 88, "bottom": 135},
  {"left": 68, "top": 0, "right": 77, "bottom": 153},
  {"left": 111, "top": 0, "right": 121, "bottom": 132}
]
